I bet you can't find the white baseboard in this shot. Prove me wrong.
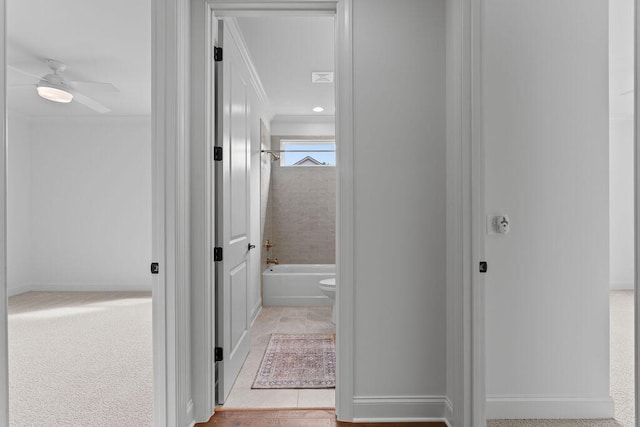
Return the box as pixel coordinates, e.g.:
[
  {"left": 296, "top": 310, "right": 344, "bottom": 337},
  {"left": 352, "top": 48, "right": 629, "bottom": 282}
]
[
  {"left": 486, "top": 396, "right": 615, "bottom": 419},
  {"left": 610, "top": 282, "right": 634, "bottom": 290},
  {"left": 444, "top": 397, "right": 454, "bottom": 427},
  {"left": 8, "top": 283, "right": 32, "bottom": 297},
  {"left": 186, "top": 399, "right": 195, "bottom": 427},
  {"left": 352, "top": 395, "right": 451, "bottom": 424},
  {"left": 9, "top": 283, "right": 152, "bottom": 296}
]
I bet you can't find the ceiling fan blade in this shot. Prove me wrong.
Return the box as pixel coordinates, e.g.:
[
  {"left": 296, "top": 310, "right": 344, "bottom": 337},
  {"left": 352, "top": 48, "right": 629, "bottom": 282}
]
[
  {"left": 7, "top": 65, "right": 42, "bottom": 81},
  {"left": 69, "top": 81, "right": 119, "bottom": 92},
  {"left": 73, "top": 92, "right": 110, "bottom": 113}
]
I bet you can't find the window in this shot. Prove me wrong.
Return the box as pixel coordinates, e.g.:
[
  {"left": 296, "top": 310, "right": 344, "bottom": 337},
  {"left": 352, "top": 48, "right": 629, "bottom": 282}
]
[{"left": 280, "top": 140, "right": 336, "bottom": 167}]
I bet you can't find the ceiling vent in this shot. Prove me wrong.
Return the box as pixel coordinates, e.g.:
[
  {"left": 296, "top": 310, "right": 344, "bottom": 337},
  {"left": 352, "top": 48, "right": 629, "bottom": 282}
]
[{"left": 311, "top": 72, "right": 334, "bottom": 83}]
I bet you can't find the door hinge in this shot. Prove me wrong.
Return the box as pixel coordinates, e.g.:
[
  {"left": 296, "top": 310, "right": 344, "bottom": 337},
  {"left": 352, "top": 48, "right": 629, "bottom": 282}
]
[
  {"left": 214, "top": 47, "right": 223, "bottom": 62},
  {"left": 215, "top": 347, "right": 223, "bottom": 362},
  {"left": 150, "top": 262, "right": 159, "bottom": 274},
  {"left": 479, "top": 261, "right": 488, "bottom": 273},
  {"left": 214, "top": 247, "right": 223, "bottom": 262},
  {"left": 214, "top": 146, "right": 223, "bottom": 161}
]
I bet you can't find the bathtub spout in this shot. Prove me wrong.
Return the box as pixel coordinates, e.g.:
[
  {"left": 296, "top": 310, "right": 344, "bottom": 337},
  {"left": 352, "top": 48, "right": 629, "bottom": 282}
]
[{"left": 266, "top": 258, "right": 279, "bottom": 265}]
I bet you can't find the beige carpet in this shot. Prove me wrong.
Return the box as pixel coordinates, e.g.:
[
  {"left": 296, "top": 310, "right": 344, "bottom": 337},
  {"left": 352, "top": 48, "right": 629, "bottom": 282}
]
[
  {"left": 488, "top": 420, "right": 623, "bottom": 427},
  {"left": 252, "top": 333, "right": 336, "bottom": 389},
  {"left": 610, "top": 291, "right": 634, "bottom": 427},
  {"left": 488, "top": 291, "right": 634, "bottom": 427},
  {"left": 7, "top": 291, "right": 632, "bottom": 425},
  {"left": 8, "top": 291, "right": 153, "bottom": 427}
]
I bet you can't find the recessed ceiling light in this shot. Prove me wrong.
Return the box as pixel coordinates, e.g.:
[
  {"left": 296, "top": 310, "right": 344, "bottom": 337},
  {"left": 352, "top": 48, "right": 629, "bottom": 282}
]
[{"left": 312, "top": 106, "right": 324, "bottom": 113}]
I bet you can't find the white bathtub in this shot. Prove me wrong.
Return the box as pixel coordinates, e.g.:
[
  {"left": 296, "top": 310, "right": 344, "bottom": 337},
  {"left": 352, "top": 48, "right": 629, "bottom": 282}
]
[{"left": 262, "top": 264, "right": 335, "bottom": 306}]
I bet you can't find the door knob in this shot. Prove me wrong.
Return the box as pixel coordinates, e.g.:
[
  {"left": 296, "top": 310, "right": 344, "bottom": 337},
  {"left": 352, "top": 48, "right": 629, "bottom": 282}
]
[{"left": 248, "top": 243, "right": 256, "bottom": 251}]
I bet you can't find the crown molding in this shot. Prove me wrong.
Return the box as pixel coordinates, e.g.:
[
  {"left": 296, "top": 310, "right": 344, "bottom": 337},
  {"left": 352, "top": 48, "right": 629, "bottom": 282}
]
[
  {"left": 224, "top": 17, "right": 273, "bottom": 116},
  {"left": 209, "top": 1, "right": 336, "bottom": 16},
  {"left": 272, "top": 114, "right": 335, "bottom": 123}
]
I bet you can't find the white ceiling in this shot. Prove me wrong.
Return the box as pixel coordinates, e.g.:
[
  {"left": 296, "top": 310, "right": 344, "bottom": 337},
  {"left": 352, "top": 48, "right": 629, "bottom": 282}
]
[
  {"left": 235, "top": 16, "right": 335, "bottom": 117},
  {"left": 8, "top": 4, "right": 623, "bottom": 120},
  {"left": 7, "top": 0, "right": 151, "bottom": 117},
  {"left": 6, "top": 6, "right": 333, "bottom": 119}
]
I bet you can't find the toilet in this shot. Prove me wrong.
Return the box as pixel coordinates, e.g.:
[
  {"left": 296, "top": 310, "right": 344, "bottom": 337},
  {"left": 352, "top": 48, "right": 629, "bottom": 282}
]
[{"left": 319, "top": 278, "right": 336, "bottom": 324}]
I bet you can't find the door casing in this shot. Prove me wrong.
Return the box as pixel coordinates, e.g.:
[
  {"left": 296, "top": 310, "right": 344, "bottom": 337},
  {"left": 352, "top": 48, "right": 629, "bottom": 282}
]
[
  {"left": 0, "top": 1, "right": 177, "bottom": 426},
  {"left": 189, "top": 0, "right": 480, "bottom": 425},
  {"left": 635, "top": 0, "right": 640, "bottom": 422},
  {"left": 188, "top": 1, "right": 353, "bottom": 421}
]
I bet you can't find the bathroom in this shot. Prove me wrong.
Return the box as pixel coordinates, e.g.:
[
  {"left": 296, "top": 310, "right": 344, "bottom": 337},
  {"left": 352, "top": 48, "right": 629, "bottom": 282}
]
[
  {"left": 219, "top": 15, "right": 338, "bottom": 408},
  {"left": 261, "top": 132, "right": 336, "bottom": 312}
]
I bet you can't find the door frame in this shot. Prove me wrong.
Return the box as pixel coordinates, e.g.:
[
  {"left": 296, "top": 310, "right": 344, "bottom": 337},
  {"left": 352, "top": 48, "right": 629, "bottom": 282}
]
[
  {"left": 0, "top": 1, "right": 182, "bottom": 426},
  {"left": 188, "top": 0, "right": 480, "bottom": 425},
  {"left": 449, "top": 0, "right": 485, "bottom": 425},
  {"left": 152, "top": 0, "right": 189, "bottom": 424},
  {"left": 188, "top": 0, "right": 355, "bottom": 421},
  {"left": 0, "top": 1, "right": 7, "bottom": 422},
  {"left": 473, "top": 1, "right": 640, "bottom": 426},
  {"left": 635, "top": 0, "right": 640, "bottom": 422},
  {"left": 470, "top": 0, "right": 486, "bottom": 424}
]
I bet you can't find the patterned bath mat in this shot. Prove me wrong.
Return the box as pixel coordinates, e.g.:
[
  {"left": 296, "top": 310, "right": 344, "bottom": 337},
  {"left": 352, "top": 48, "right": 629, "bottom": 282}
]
[{"left": 252, "top": 334, "right": 336, "bottom": 389}]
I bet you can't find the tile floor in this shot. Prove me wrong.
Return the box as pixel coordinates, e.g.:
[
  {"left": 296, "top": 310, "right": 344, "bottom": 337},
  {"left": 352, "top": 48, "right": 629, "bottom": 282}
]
[{"left": 222, "top": 306, "right": 336, "bottom": 408}]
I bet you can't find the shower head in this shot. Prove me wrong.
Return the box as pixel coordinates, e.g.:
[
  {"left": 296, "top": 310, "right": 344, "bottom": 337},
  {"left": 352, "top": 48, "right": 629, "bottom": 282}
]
[{"left": 262, "top": 150, "right": 280, "bottom": 162}]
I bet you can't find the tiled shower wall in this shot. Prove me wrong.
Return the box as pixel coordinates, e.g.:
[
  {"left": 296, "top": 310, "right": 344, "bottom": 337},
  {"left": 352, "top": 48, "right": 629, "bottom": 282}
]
[{"left": 262, "top": 135, "right": 336, "bottom": 265}]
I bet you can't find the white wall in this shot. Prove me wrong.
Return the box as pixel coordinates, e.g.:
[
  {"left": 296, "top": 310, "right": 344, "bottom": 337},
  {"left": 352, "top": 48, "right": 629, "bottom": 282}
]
[
  {"left": 483, "top": 0, "right": 612, "bottom": 419},
  {"left": 609, "top": 0, "right": 635, "bottom": 290},
  {"left": 7, "top": 112, "right": 32, "bottom": 294},
  {"left": 270, "top": 115, "right": 335, "bottom": 136},
  {"left": 10, "top": 116, "right": 152, "bottom": 292},
  {"left": 352, "top": 0, "right": 448, "bottom": 419}
]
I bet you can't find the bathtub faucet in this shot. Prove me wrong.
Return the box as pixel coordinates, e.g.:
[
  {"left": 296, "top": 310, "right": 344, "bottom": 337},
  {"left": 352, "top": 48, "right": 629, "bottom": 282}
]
[{"left": 266, "top": 258, "right": 279, "bottom": 265}]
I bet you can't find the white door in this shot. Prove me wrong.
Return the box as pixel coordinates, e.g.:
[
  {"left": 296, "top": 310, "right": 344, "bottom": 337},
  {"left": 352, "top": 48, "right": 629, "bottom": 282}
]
[{"left": 215, "top": 19, "right": 253, "bottom": 404}]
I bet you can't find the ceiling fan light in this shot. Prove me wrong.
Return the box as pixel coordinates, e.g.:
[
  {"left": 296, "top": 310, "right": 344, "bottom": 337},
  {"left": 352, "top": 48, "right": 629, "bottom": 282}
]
[{"left": 36, "top": 84, "right": 73, "bottom": 103}]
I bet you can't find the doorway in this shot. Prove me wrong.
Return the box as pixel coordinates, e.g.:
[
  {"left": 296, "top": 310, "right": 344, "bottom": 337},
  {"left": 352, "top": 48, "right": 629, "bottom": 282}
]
[
  {"left": 218, "top": 13, "right": 337, "bottom": 409},
  {"left": 480, "top": 0, "right": 635, "bottom": 425},
  {"left": 188, "top": 1, "right": 350, "bottom": 421},
  {"left": 5, "top": 0, "right": 154, "bottom": 424}
]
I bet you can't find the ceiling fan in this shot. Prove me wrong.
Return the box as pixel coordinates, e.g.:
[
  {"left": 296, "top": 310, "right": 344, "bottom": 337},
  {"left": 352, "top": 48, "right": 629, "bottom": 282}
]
[{"left": 9, "top": 58, "right": 118, "bottom": 113}]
